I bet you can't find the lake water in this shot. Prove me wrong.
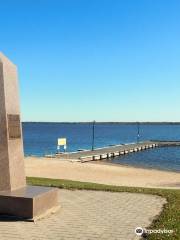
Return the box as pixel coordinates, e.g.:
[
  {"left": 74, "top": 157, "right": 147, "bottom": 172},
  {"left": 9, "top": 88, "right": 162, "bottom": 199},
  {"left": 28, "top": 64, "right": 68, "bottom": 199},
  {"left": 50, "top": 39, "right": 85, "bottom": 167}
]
[{"left": 23, "top": 122, "right": 180, "bottom": 172}]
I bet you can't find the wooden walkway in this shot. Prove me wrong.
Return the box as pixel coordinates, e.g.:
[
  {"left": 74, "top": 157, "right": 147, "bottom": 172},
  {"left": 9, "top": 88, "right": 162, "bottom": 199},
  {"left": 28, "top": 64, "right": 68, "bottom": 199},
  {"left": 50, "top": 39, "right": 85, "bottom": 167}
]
[
  {"left": 45, "top": 140, "right": 180, "bottom": 163},
  {"left": 49, "top": 141, "right": 158, "bottom": 162}
]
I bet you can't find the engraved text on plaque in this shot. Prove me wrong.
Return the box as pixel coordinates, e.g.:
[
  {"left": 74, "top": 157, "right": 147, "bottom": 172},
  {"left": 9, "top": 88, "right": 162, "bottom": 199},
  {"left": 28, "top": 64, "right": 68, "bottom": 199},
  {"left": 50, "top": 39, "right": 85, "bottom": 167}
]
[{"left": 8, "top": 114, "right": 21, "bottom": 139}]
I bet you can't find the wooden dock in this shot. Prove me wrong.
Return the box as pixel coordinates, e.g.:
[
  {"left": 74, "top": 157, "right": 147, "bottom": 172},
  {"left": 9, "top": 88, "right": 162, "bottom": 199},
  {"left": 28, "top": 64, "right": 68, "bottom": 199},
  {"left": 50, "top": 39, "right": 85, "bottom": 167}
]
[
  {"left": 153, "top": 141, "right": 180, "bottom": 147},
  {"left": 49, "top": 141, "right": 159, "bottom": 162},
  {"left": 45, "top": 140, "right": 180, "bottom": 163}
]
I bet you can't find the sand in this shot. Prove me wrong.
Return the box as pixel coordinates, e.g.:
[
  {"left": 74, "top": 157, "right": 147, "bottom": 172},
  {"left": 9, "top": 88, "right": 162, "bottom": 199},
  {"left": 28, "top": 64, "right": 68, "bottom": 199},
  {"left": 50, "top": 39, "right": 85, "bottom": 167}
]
[{"left": 25, "top": 157, "right": 180, "bottom": 189}]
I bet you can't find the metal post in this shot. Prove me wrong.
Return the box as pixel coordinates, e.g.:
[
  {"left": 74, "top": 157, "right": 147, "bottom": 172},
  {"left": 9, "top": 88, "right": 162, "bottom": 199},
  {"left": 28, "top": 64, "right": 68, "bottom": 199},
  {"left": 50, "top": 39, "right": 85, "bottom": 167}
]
[
  {"left": 137, "top": 122, "right": 140, "bottom": 143},
  {"left": 92, "top": 120, "right": 95, "bottom": 151}
]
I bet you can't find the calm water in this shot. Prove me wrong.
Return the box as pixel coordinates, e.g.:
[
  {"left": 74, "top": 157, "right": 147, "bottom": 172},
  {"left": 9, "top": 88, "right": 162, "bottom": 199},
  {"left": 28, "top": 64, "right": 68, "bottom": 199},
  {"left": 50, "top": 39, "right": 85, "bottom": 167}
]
[
  {"left": 108, "top": 147, "right": 180, "bottom": 172},
  {"left": 23, "top": 123, "right": 180, "bottom": 172}
]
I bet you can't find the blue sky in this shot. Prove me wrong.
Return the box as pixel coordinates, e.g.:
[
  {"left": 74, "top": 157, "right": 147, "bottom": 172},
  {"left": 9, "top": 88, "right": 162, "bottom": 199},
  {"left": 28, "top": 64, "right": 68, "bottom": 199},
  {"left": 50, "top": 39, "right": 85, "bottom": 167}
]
[{"left": 1, "top": 0, "right": 180, "bottom": 122}]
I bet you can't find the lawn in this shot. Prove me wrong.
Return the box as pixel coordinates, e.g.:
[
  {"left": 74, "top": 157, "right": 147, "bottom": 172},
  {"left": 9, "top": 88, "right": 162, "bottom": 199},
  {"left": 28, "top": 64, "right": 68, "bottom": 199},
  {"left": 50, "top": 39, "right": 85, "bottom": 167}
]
[{"left": 27, "top": 177, "right": 180, "bottom": 240}]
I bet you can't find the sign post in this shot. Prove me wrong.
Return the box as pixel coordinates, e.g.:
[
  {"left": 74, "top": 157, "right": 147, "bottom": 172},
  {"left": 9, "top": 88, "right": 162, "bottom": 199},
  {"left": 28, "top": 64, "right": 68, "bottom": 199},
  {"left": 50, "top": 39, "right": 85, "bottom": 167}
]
[{"left": 57, "top": 138, "right": 67, "bottom": 153}]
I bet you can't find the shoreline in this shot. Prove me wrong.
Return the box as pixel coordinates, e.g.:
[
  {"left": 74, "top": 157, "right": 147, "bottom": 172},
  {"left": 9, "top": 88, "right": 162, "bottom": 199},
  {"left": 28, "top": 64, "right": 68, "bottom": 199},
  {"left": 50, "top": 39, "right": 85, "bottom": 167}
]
[
  {"left": 25, "top": 156, "right": 180, "bottom": 189},
  {"left": 93, "top": 160, "right": 180, "bottom": 174}
]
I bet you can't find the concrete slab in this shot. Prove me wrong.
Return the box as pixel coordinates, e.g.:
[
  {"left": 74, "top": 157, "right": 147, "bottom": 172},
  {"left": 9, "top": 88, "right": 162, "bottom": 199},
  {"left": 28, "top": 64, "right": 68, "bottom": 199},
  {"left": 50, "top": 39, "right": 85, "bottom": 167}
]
[{"left": 0, "top": 186, "right": 59, "bottom": 221}]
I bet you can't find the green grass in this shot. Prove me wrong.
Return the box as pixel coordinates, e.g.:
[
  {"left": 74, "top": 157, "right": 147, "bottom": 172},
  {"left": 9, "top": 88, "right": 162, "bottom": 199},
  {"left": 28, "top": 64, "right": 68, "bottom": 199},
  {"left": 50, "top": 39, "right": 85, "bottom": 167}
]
[{"left": 27, "top": 177, "right": 180, "bottom": 240}]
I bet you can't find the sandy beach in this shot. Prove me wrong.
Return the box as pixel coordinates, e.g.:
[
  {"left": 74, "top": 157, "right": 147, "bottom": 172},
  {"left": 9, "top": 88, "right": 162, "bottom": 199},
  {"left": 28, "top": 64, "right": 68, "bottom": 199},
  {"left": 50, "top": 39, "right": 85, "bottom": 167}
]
[{"left": 25, "top": 157, "right": 180, "bottom": 189}]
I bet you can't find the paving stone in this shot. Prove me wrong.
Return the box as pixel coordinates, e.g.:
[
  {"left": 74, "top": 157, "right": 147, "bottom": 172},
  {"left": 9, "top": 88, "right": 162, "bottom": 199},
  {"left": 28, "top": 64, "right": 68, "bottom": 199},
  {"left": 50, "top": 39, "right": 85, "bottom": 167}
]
[{"left": 0, "top": 190, "right": 166, "bottom": 240}]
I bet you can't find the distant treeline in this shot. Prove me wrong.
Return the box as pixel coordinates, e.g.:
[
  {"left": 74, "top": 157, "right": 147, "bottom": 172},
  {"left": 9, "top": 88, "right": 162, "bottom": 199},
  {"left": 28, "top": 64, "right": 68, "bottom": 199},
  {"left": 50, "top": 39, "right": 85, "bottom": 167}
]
[{"left": 22, "top": 122, "right": 180, "bottom": 125}]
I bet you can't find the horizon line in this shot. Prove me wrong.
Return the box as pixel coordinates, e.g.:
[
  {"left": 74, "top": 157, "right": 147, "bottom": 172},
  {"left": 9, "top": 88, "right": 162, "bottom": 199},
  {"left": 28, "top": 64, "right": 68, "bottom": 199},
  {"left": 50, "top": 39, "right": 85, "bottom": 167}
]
[{"left": 22, "top": 121, "right": 180, "bottom": 124}]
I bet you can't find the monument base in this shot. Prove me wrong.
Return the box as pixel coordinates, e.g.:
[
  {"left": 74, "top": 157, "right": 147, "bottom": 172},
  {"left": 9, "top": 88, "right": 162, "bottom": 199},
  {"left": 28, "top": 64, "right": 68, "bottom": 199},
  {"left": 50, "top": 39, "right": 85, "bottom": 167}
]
[{"left": 0, "top": 186, "right": 60, "bottom": 221}]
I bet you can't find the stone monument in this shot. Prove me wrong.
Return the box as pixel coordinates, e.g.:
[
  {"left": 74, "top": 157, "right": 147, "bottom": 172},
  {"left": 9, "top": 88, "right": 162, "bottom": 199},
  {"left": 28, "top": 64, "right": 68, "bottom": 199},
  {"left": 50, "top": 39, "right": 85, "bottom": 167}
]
[{"left": 0, "top": 52, "right": 59, "bottom": 220}]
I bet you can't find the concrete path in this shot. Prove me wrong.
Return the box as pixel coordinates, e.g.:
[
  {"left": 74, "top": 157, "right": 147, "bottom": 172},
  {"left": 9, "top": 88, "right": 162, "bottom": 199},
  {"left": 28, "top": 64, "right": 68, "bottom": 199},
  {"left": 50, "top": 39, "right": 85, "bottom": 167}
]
[{"left": 0, "top": 190, "right": 166, "bottom": 240}]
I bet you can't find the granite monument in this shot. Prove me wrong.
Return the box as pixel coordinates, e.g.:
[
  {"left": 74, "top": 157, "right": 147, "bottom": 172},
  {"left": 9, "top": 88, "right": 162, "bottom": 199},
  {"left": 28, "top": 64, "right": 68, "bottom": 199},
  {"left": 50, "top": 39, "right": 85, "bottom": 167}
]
[{"left": 0, "top": 52, "right": 59, "bottom": 220}]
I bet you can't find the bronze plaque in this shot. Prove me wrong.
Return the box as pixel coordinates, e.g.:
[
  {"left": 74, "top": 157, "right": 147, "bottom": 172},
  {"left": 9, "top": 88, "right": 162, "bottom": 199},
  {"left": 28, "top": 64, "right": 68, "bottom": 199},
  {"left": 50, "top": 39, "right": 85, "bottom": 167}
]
[{"left": 8, "top": 114, "right": 21, "bottom": 139}]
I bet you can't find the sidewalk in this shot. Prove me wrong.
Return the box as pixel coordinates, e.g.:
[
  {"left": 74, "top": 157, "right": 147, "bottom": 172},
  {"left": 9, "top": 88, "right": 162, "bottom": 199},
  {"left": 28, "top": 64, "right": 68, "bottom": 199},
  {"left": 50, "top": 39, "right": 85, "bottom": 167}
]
[{"left": 0, "top": 190, "right": 166, "bottom": 240}]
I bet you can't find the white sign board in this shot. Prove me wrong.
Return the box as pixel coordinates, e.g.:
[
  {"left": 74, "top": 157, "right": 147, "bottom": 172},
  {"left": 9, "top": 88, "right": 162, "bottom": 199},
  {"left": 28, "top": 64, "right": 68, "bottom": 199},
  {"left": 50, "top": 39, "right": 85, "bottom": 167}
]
[{"left": 58, "top": 138, "right": 67, "bottom": 146}]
